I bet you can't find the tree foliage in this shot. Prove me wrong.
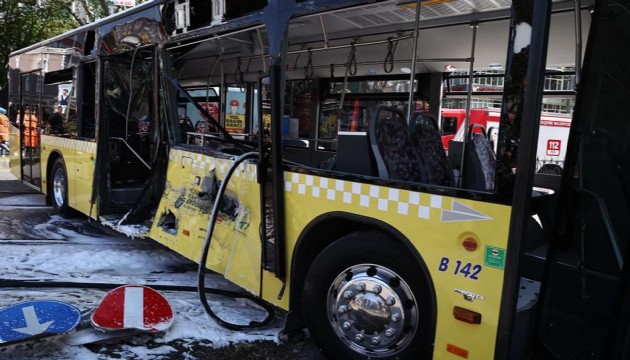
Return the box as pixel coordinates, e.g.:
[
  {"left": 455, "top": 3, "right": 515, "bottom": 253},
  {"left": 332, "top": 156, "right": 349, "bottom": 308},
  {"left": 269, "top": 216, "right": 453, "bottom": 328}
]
[
  {"left": 0, "top": 0, "right": 147, "bottom": 93},
  {"left": 0, "top": 1, "right": 71, "bottom": 85}
]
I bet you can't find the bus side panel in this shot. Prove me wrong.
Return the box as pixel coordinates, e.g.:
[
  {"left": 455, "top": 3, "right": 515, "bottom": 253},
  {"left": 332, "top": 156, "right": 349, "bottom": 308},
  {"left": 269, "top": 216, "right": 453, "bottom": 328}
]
[
  {"left": 40, "top": 136, "right": 97, "bottom": 217},
  {"left": 149, "top": 149, "right": 267, "bottom": 296},
  {"left": 73, "top": 140, "right": 97, "bottom": 216},
  {"left": 9, "top": 124, "right": 21, "bottom": 179},
  {"left": 281, "top": 172, "right": 511, "bottom": 360}
]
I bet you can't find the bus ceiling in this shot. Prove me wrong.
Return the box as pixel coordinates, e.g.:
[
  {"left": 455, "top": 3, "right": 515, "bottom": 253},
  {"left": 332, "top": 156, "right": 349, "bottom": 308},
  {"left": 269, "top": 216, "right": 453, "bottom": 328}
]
[
  {"left": 283, "top": 0, "right": 591, "bottom": 78},
  {"left": 166, "top": 0, "right": 592, "bottom": 86}
]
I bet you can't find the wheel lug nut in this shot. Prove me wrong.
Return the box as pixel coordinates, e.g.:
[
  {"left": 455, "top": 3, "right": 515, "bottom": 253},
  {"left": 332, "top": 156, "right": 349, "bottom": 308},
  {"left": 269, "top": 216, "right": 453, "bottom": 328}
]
[
  {"left": 386, "top": 296, "right": 396, "bottom": 306},
  {"left": 338, "top": 305, "right": 347, "bottom": 314},
  {"left": 356, "top": 283, "right": 366, "bottom": 292},
  {"left": 373, "top": 285, "right": 382, "bottom": 294},
  {"left": 343, "top": 290, "right": 353, "bottom": 299},
  {"left": 342, "top": 322, "right": 352, "bottom": 330},
  {"left": 385, "top": 329, "right": 395, "bottom": 337},
  {"left": 371, "top": 336, "right": 381, "bottom": 345},
  {"left": 355, "top": 333, "right": 364, "bottom": 342},
  {"left": 391, "top": 313, "right": 401, "bottom": 322}
]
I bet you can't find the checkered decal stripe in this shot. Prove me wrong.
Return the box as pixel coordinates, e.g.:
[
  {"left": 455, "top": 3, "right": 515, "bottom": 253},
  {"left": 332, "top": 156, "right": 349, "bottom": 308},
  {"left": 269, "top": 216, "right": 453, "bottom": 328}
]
[
  {"left": 169, "top": 149, "right": 257, "bottom": 181},
  {"left": 284, "top": 172, "right": 445, "bottom": 220},
  {"left": 41, "top": 135, "right": 97, "bottom": 154}
]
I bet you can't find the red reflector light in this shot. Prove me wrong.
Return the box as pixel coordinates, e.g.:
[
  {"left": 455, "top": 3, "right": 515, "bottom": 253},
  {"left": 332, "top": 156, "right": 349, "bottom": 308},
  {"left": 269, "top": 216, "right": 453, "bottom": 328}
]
[
  {"left": 447, "top": 343, "right": 469, "bottom": 358},
  {"left": 453, "top": 306, "right": 482, "bottom": 324},
  {"left": 462, "top": 237, "right": 478, "bottom": 252},
  {"left": 182, "top": 229, "right": 190, "bottom": 236}
]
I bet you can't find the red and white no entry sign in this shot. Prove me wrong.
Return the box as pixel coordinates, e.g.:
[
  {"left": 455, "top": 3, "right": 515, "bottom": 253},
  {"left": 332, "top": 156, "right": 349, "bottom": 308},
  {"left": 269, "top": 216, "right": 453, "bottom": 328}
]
[{"left": 91, "top": 285, "right": 174, "bottom": 332}]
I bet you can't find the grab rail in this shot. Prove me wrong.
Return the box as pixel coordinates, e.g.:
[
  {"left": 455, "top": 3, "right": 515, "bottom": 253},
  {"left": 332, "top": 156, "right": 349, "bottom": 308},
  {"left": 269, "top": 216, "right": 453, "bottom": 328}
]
[{"left": 110, "top": 137, "right": 151, "bottom": 170}]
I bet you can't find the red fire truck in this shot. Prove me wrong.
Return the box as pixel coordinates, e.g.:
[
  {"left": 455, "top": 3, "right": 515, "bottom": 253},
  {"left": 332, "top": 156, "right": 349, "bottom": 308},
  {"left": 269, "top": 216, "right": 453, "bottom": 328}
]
[{"left": 441, "top": 108, "right": 572, "bottom": 171}]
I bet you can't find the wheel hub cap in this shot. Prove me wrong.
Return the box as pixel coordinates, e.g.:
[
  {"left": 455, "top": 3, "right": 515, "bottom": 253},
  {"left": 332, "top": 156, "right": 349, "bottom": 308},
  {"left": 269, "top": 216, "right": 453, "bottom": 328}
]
[
  {"left": 53, "top": 167, "right": 65, "bottom": 207},
  {"left": 328, "top": 264, "right": 418, "bottom": 357},
  {"left": 347, "top": 291, "right": 391, "bottom": 334}
]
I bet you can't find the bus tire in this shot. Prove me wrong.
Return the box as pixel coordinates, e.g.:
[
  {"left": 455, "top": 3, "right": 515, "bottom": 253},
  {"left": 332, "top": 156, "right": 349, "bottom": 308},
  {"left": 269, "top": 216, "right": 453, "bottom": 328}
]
[
  {"left": 50, "top": 157, "right": 70, "bottom": 216},
  {"left": 302, "top": 231, "right": 433, "bottom": 360}
]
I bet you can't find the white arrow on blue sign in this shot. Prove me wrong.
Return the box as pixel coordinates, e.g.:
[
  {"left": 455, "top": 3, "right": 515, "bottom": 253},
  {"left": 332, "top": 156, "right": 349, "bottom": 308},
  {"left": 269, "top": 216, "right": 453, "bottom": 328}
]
[{"left": 0, "top": 300, "right": 81, "bottom": 344}]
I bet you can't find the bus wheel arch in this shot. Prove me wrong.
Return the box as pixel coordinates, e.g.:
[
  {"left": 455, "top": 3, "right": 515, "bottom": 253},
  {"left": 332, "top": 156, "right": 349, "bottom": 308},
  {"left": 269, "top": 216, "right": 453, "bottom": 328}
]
[{"left": 287, "top": 213, "right": 436, "bottom": 358}]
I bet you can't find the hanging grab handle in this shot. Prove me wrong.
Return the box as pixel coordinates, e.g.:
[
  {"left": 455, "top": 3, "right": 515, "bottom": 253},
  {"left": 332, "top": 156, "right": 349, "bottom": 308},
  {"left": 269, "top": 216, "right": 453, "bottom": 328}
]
[
  {"left": 348, "top": 42, "right": 357, "bottom": 76},
  {"left": 304, "top": 48, "right": 314, "bottom": 80},
  {"left": 384, "top": 37, "right": 394, "bottom": 73},
  {"left": 233, "top": 57, "right": 246, "bottom": 92},
  {"left": 234, "top": 57, "right": 245, "bottom": 82},
  {"left": 329, "top": 64, "right": 336, "bottom": 89}
]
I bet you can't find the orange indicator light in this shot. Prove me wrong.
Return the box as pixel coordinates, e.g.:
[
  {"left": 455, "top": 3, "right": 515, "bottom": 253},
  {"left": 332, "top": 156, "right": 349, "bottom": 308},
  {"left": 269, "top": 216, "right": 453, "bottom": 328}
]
[
  {"left": 453, "top": 306, "right": 482, "bottom": 324},
  {"left": 447, "top": 343, "right": 469, "bottom": 358}
]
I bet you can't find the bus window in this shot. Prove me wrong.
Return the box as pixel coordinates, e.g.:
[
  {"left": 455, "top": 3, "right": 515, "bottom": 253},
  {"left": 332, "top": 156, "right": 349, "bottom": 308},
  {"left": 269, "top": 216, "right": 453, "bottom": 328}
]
[
  {"left": 78, "top": 62, "right": 96, "bottom": 139},
  {"left": 175, "top": 87, "right": 220, "bottom": 145},
  {"left": 165, "top": 26, "right": 267, "bottom": 149},
  {"left": 441, "top": 116, "right": 458, "bottom": 135},
  {"left": 317, "top": 79, "right": 418, "bottom": 153},
  {"left": 442, "top": 70, "right": 575, "bottom": 177},
  {"left": 43, "top": 69, "right": 75, "bottom": 137},
  {"left": 283, "top": 80, "right": 312, "bottom": 149}
]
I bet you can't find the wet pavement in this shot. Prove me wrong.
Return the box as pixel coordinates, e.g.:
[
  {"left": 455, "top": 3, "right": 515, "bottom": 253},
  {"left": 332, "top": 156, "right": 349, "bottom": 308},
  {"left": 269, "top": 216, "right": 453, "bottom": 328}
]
[{"left": 0, "top": 157, "right": 325, "bottom": 359}]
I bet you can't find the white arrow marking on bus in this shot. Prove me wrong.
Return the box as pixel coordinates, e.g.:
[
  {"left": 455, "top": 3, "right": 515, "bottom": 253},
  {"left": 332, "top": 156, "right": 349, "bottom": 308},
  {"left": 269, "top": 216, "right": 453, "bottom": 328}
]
[
  {"left": 13, "top": 306, "right": 54, "bottom": 335},
  {"left": 441, "top": 201, "right": 492, "bottom": 222}
]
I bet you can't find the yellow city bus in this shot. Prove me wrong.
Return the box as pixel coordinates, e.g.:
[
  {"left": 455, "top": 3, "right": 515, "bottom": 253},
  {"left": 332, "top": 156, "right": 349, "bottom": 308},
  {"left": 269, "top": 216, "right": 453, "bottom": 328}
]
[{"left": 7, "top": 0, "right": 630, "bottom": 359}]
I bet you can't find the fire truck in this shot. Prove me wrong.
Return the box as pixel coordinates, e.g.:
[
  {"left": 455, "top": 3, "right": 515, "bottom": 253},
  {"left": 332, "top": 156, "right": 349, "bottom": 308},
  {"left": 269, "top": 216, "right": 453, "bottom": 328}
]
[{"left": 441, "top": 108, "right": 572, "bottom": 171}]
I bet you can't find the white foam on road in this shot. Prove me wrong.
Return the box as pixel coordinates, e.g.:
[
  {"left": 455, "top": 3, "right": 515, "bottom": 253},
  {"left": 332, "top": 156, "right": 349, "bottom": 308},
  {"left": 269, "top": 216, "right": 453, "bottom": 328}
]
[{"left": 0, "top": 202, "right": 283, "bottom": 359}]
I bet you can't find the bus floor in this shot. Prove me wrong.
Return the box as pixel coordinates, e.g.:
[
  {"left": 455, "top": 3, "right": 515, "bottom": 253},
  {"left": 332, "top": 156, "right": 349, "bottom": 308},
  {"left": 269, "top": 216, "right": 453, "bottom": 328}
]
[{"left": 519, "top": 250, "right": 618, "bottom": 360}]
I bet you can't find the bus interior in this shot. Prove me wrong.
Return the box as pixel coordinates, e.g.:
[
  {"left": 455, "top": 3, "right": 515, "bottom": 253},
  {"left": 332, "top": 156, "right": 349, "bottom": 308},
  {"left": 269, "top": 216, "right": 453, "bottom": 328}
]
[{"left": 162, "top": 0, "right": 629, "bottom": 358}]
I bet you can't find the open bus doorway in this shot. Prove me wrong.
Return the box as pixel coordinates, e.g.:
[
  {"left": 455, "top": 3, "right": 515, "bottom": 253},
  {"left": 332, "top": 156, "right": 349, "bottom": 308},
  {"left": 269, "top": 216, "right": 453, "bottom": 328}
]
[
  {"left": 98, "top": 47, "right": 157, "bottom": 215},
  {"left": 530, "top": 0, "right": 630, "bottom": 357}
]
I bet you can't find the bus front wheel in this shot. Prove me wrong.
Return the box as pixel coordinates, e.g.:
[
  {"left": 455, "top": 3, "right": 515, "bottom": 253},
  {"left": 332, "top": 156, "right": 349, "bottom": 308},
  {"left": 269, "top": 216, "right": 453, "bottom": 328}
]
[
  {"left": 50, "top": 158, "right": 69, "bottom": 215},
  {"left": 302, "top": 231, "right": 433, "bottom": 359}
]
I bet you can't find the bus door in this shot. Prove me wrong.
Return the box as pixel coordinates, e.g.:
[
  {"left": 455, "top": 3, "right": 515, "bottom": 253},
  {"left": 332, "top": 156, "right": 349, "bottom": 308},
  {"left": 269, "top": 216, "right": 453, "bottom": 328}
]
[
  {"left": 150, "top": 25, "right": 279, "bottom": 301},
  {"left": 20, "top": 72, "right": 42, "bottom": 189},
  {"left": 533, "top": 0, "right": 630, "bottom": 358},
  {"left": 150, "top": 79, "right": 267, "bottom": 296}
]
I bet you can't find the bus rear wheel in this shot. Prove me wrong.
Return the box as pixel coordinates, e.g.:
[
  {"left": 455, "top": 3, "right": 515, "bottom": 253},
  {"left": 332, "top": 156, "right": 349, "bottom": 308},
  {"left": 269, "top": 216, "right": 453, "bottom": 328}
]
[
  {"left": 303, "top": 231, "right": 433, "bottom": 359},
  {"left": 50, "top": 158, "right": 69, "bottom": 215}
]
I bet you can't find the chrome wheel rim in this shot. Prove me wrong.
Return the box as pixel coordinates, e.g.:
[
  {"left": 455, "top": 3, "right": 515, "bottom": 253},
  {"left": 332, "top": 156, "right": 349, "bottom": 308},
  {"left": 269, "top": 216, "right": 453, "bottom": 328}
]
[
  {"left": 327, "top": 264, "right": 418, "bottom": 357},
  {"left": 52, "top": 167, "right": 66, "bottom": 207}
]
